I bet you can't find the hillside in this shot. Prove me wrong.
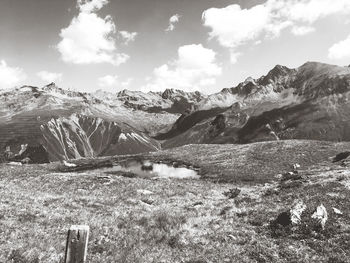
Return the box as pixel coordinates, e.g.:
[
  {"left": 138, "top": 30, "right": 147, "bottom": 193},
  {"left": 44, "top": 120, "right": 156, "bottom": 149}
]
[{"left": 1, "top": 140, "right": 350, "bottom": 262}]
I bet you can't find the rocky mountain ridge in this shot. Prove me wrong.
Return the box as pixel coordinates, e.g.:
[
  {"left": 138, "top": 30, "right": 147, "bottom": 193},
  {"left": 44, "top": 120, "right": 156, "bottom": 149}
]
[{"left": 1, "top": 61, "right": 350, "bottom": 162}]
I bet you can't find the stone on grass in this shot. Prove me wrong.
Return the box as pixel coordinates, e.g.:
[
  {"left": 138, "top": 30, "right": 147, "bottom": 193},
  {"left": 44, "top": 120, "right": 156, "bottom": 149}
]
[
  {"left": 137, "top": 189, "right": 154, "bottom": 195},
  {"left": 333, "top": 207, "right": 343, "bottom": 215},
  {"left": 290, "top": 200, "right": 306, "bottom": 225},
  {"left": 311, "top": 204, "right": 328, "bottom": 230}
]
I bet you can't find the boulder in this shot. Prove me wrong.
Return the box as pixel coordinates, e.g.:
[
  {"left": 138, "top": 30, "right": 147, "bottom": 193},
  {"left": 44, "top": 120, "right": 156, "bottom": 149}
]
[
  {"left": 333, "top": 207, "right": 343, "bottom": 215},
  {"left": 273, "top": 200, "right": 306, "bottom": 227},
  {"left": 311, "top": 204, "right": 328, "bottom": 230},
  {"left": 290, "top": 200, "right": 306, "bottom": 225},
  {"left": 274, "top": 211, "right": 292, "bottom": 227},
  {"left": 332, "top": 151, "right": 350, "bottom": 163}
]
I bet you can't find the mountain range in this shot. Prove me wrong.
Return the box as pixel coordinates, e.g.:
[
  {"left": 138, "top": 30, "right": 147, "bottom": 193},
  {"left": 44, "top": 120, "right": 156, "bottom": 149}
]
[{"left": 1, "top": 61, "right": 350, "bottom": 161}]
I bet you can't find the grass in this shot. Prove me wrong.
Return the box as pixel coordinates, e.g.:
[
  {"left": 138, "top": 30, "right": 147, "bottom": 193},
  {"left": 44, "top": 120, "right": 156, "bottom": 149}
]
[{"left": 0, "top": 140, "right": 350, "bottom": 262}]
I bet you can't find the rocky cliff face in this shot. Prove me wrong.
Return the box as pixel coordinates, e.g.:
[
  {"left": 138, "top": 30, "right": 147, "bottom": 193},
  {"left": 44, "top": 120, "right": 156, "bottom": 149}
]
[{"left": 40, "top": 114, "right": 160, "bottom": 161}]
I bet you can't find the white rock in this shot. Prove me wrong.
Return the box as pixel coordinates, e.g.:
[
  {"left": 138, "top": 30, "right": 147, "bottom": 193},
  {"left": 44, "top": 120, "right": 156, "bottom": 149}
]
[
  {"left": 290, "top": 200, "right": 306, "bottom": 225},
  {"left": 293, "top": 163, "right": 301, "bottom": 170},
  {"left": 311, "top": 204, "right": 328, "bottom": 229},
  {"left": 275, "top": 174, "right": 283, "bottom": 179},
  {"left": 333, "top": 207, "right": 343, "bottom": 215},
  {"left": 137, "top": 189, "right": 154, "bottom": 195}
]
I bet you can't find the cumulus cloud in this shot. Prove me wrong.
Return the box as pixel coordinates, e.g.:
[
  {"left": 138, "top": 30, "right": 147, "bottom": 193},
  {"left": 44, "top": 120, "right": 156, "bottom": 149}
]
[
  {"left": 57, "top": 0, "right": 130, "bottom": 66},
  {"left": 98, "top": 74, "right": 119, "bottom": 87},
  {"left": 328, "top": 34, "right": 350, "bottom": 60},
  {"left": 77, "top": 0, "right": 108, "bottom": 13},
  {"left": 119, "top": 31, "right": 138, "bottom": 45},
  {"left": 37, "top": 71, "right": 63, "bottom": 83},
  {"left": 142, "top": 44, "right": 222, "bottom": 93},
  {"left": 203, "top": 0, "right": 350, "bottom": 63},
  {"left": 0, "top": 60, "right": 27, "bottom": 89},
  {"left": 166, "top": 14, "right": 181, "bottom": 32},
  {"left": 98, "top": 75, "right": 133, "bottom": 90}
]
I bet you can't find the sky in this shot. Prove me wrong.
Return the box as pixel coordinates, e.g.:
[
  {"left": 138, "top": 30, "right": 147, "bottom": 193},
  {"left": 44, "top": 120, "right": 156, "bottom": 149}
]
[{"left": 0, "top": 0, "right": 350, "bottom": 94}]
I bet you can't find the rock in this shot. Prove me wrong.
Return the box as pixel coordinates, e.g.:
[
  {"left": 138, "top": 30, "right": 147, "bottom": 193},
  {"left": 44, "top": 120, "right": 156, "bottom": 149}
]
[
  {"left": 63, "top": 160, "right": 77, "bottom": 167},
  {"left": 275, "top": 173, "right": 283, "bottom": 179},
  {"left": 311, "top": 204, "right": 328, "bottom": 230},
  {"left": 137, "top": 189, "right": 154, "bottom": 195},
  {"left": 292, "top": 163, "right": 301, "bottom": 170},
  {"left": 18, "top": 144, "right": 28, "bottom": 156},
  {"left": 274, "top": 211, "right": 292, "bottom": 226},
  {"left": 332, "top": 152, "right": 350, "bottom": 163},
  {"left": 21, "top": 157, "right": 32, "bottom": 164},
  {"left": 333, "top": 207, "right": 343, "bottom": 215},
  {"left": 273, "top": 200, "right": 306, "bottom": 228},
  {"left": 281, "top": 171, "right": 302, "bottom": 181},
  {"left": 290, "top": 200, "right": 306, "bottom": 225}
]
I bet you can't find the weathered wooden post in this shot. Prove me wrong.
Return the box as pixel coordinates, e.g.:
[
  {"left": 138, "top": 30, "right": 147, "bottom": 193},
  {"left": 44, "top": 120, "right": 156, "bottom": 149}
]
[{"left": 65, "top": 225, "right": 89, "bottom": 263}]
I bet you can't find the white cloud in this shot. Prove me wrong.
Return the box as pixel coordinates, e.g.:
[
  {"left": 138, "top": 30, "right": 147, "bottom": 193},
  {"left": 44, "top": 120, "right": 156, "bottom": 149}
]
[
  {"left": 98, "top": 75, "right": 119, "bottom": 87},
  {"left": 328, "top": 34, "right": 350, "bottom": 60},
  {"left": 57, "top": 0, "right": 129, "bottom": 66},
  {"left": 37, "top": 71, "right": 63, "bottom": 83},
  {"left": 98, "top": 75, "right": 133, "bottom": 90},
  {"left": 77, "top": 0, "right": 108, "bottom": 13},
  {"left": 121, "top": 78, "right": 133, "bottom": 88},
  {"left": 142, "top": 44, "right": 222, "bottom": 93},
  {"left": 119, "top": 31, "right": 138, "bottom": 45},
  {"left": 203, "top": 0, "right": 350, "bottom": 63},
  {"left": 0, "top": 60, "right": 27, "bottom": 89},
  {"left": 291, "top": 26, "right": 315, "bottom": 36},
  {"left": 166, "top": 14, "right": 181, "bottom": 32}
]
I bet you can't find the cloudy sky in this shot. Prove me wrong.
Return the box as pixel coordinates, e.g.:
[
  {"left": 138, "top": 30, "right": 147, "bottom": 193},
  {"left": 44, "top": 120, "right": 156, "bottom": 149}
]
[{"left": 1, "top": 0, "right": 350, "bottom": 94}]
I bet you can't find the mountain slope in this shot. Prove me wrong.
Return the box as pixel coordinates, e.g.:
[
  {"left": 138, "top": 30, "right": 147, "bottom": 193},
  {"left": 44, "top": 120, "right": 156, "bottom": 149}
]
[
  {"left": 159, "top": 62, "right": 350, "bottom": 148},
  {"left": 0, "top": 84, "right": 171, "bottom": 161}
]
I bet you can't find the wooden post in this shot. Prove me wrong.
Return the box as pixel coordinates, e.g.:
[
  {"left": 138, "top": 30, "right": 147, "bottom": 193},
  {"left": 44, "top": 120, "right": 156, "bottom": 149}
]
[{"left": 65, "top": 225, "right": 89, "bottom": 263}]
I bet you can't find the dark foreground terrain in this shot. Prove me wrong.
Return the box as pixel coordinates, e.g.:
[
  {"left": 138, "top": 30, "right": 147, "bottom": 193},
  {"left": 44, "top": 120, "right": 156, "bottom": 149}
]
[{"left": 1, "top": 140, "right": 350, "bottom": 262}]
